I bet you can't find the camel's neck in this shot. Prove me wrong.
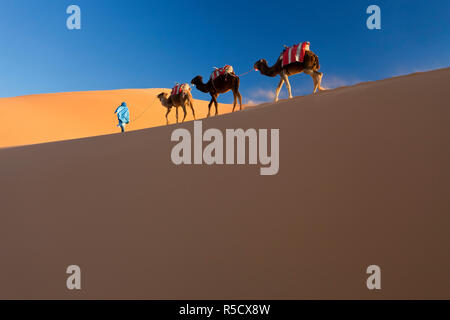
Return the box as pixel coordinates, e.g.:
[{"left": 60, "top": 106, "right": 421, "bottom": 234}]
[
  {"left": 195, "top": 80, "right": 211, "bottom": 93},
  {"left": 259, "top": 59, "right": 282, "bottom": 77},
  {"left": 160, "top": 97, "right": 172, "bottom": 108}
]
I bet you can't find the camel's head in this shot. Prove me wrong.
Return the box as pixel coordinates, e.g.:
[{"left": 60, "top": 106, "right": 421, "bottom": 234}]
[
  {"left": 253, "top": 59, "right": 267, "bottom": 72},
  {"left": 157, "top": 92, "right": 169, "bottom": 101},
  {"left": 191, "top": 75, "right": 203, "bottom": 87},
  {"left": 180, "top": 83, "right": 191, "bottom": 92}
]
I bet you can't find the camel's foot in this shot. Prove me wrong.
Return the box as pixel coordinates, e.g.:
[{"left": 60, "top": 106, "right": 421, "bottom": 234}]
[{"left": 313, "top": 87, "right": 326, "bottom": 94}]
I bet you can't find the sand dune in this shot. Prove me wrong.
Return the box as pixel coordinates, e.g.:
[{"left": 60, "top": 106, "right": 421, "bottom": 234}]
[
  {"left": 0, "top": 68, "right": 449, "bottom": 299},
  {"left": 0, "top": 88, "right": 234, "bottom": 148}
]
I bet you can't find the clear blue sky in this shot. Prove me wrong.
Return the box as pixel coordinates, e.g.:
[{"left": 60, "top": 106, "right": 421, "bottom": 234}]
[{"left": 0, "top": 0, "right": 448, "bottom": 103}]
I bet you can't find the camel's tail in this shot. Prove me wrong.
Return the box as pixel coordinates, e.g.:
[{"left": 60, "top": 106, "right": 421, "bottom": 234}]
[
  {"left": 314, "top": 54, "right": 321, "bottom": 71},
  {"left": 233, "top": 73, "right": 241, "bottom": 92}
]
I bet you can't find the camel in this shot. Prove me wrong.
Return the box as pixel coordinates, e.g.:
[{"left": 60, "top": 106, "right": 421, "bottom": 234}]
[
  {"left": 157, "top": 84, "right": 196, "bottom": 124},
  {"left": 254, "top": 49, "right": 325, "bottom": 102},
  {"left": 191, "top": 70, "right": 242, "bottom": 117}
]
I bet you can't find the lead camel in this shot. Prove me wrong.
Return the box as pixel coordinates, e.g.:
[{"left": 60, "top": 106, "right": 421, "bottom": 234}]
[{"left": 254, "top": 49, "right": 325, "bottom": 102}]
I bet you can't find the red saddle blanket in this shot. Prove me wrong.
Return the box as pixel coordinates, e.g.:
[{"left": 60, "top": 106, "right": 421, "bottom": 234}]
[
  {"left": 210, "top": 65, "right": 234, "bottom": 81},
  {"left": 171, "top": 83, "right": 189, "bottom": 96},
  {"left": 282, "top": 42, "right": 310, "bottom": 67}
]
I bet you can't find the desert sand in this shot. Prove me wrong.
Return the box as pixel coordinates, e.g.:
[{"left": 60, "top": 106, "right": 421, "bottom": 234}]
[
  {"left": 0, "top": 88, "right": 234, "bottom": 148},
  {"left": 0, "top": 68, "right": 449, "bottom": 299}
]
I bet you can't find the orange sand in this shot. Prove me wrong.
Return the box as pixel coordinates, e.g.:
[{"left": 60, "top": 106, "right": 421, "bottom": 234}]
[{"left": 0, "top": 89, "right": 235, "bottom": 148}]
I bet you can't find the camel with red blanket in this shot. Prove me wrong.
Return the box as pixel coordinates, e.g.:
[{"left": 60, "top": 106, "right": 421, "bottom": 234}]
[
  {"left": 191, "top": 65, "right": 242, "bottom": 117},
  {"left": 157, "top": 83, "right": 196, "bottom": 124},
  {"left": 254, "top": 42, "right": 325, "bottom": 102}
]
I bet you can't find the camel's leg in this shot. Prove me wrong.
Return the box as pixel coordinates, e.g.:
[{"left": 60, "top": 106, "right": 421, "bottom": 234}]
[
  {"left": 232, "top": 76, "right": 242, "bottom": 111},
  {"left": 316, "top": 71, "right": 325, "bottom": 91},
  {"left": 308, "top": 70, "right": 318, "bottom": 93},
  {"left": 310, "top": 71, "right": 319, "bottom": 93},
  {"left": 282, "top": 73, "right": 293, "bottom": 99},
  {"left": 312, "top": 72, "right": 320, "bottom": 93},
  {"left": 207, "top": 99, "right": 213, "bottom": 118},
  {"left": 237, "top": 91, "right": 243, "bottom": 110},
  {"left": 232, "top": 92, "right": 237, "bottom": 112},
  {"left": 306, "top": 69, "right": 324, "bottom": 94},
  {"left": 311, "top": 72, "right": 325, "bottom": 93},
  {"left": 231, "top": 89, "right": 243, "bottom": 112},
  {"left": 165, "top": 108, "right": 171, "bottom": 125},
  {"left": 275, "top": 77, "right": 285, "bottom": 102},
  {"left": 212, "top": 95, "right": 219, "bottom": 116},
  {"left": 175, "top": 107, "right": 179, "bottom": 123},
  {"left": 189, "top": 99, "right": 196, "bottom": 119},
  {"left": 181, "top": 103, "right": 187, "bottom": 123}
]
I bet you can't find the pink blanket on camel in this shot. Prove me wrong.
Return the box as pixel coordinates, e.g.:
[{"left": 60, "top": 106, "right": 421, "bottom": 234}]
[
  {"left": 171, "top": 83, "right": 188, "bottom": 96},
  {"left": 210, "top": 65, "right": 234, "bottom": 81},
  {"left": 282, "top": 42, "right": 310, "bottom": 67}
]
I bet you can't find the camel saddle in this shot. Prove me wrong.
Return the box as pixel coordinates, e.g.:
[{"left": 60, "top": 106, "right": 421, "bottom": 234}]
[
  {"left": 171, "top": 83, "right": 190, "bottom": 96},
  {"left": 281, "top": 42, "right": 310, "bottom": 67},
  {"left": 210, "top": 65, "right": 234, "bottom": 81}
]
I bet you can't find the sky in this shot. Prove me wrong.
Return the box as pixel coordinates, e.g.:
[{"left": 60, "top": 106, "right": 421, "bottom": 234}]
[{"left": 0, "top": 0, "right": 449, "bottom": 103}]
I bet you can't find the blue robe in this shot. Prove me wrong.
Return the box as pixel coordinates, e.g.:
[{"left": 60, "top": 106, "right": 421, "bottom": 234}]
[{"left": 115, "top": 102, "right": 130, "bottom": 126}]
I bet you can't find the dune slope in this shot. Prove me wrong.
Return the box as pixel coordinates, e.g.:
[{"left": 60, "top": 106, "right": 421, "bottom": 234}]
[
  {"left": 0, "top": 88, "right": 234, "bottom": 148},
  {"left": 0, "top": 68, "right": 449, "bottom": 299}
]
